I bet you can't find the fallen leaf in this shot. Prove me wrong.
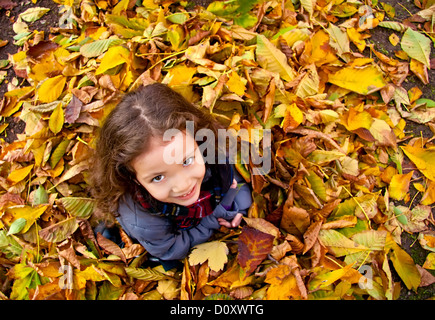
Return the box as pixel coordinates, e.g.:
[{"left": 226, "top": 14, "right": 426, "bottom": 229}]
[
  {"left": 19, "top": 7, "right": 50, "bottom": 22},
  {"left": 256, "top": 34, "right": 296, "bottom": 82},
  {"left": 390, "top": 242, "right": 421, "bottom": 290},
  {"left": 389, "top": 171, "right": 414, "bottom": 201},
  {"left": 39, "top": 217, "right": 79, "bottom": 243},
  {"left": 237, "top": 226, "right": 274, "bottom": 276},
  {"left": 401, "top": 145, "right": 435, "bottom": 181},
  {"left": 188, "top": 241, "right": 229, "bottom": 272},
  {"left": 49, "top": 102, "right": 64, "bottom": 135},
  {"left": 328, "top": 65, "right": 387, "bottom": 95},
  {"left": 37, "top": 75, "right": 66, "bottom": 103},
  {"left": 401, "top": 28, "right": 431, "bottom": 68}
]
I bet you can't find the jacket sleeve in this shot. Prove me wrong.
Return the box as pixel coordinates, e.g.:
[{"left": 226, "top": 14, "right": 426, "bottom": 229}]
[
  {"left": 117, "top": 194, "right": 221, "bottom": 261},
  {"left": 232, "top": 168, "right": 253, "bottom": 214},
  {"left": 208, "top": 166, "right": 253, "bottom": 221}
]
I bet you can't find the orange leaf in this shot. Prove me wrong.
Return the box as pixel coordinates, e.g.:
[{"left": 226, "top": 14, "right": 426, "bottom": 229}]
[
  {"left": 388, "top": 171, "right": 414, "bottom": 201},
  {"left": 237, "top": 226, "right": 274, "bottom": 276}
]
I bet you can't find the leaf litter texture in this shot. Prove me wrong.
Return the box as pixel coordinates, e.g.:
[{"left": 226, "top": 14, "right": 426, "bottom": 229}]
[{"left": 0, "top": 0, "right": 435, "bottom": 300}]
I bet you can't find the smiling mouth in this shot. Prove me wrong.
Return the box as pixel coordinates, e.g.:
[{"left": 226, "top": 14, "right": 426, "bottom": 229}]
[{"left": 176, "top": 184, "right": 196, "bottom": 199}]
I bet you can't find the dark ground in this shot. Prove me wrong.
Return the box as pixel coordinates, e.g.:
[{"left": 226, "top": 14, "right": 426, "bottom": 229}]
[
  {"left": 369, "top": 0, "right": 435, "bottom": 300},
  {"left": 0, "top": 0, "right": 434, "bottom": 300}
]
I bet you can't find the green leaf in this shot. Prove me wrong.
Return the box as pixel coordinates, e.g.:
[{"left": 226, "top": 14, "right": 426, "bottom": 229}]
[
  {"left": 97, "top": 281, "right": 124, "bottom": 300},
  {"left": 49, "top": 139, "right": 70, "bottom": 169},
  {"left": 401, "top": 28, "right": 431, "bottom": 68},
  {"left": 79, "top": 38, "right": 124, "bottom": 58},
  {"left": 393, "top": 206, "right": 408, "bottom": 225},
  {"left": 234, "top": 13, "right": 257, "bottom": 29},
  {"left": 166, "top": 12, "right": 189, "bottom": 25},
  {"left": 19, "top": 7, "right": 50, "bottom": 22},
  {"left": 0, "top": 230, "right": 23, "bottom": 259},
  {"left": 33, "top": 185, "right": 49, "bottom": 205},
  {"left": 415, "top": 98, "right": 435, "bottom": 108},
  {"left": 58, "top": 197, "right": 95, "bottom": 218},
  {"left": 125, "top": 267, "right": 172, "bottom": 281},
  {"left": 318, "top": 229, "right": 368, "bottom": 257},
  {"left": 306, "top": 171, "right": 327, "bottom": 201},
  {"left": 7, "top": 218, "right": 26, "bottom": 236},
  {"left": 207, "top": 1, "right": 239, "bottom": 16},
  {"left": 378, "top": 21, "right": 407, "bottom": 32}
]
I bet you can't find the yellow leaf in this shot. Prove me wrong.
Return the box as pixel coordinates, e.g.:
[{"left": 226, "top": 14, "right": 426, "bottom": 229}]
[
  {"left": 295, "top": 63, "right": 319, "bottom": 98},
  {"left": 423, "top": 252, "right": 435, "bottom": 270},
  {"left": 256, "top": 34, "right": 296, "bottom": 82},
  {"left": 390, "top": 242, "right": 421, "bottom": 290},
  {"left": 308, "top": 264, "right": 354, "bottom": 291},
  {"left": 37, "top": 75, "right": 66, "bottom": 103},
  {"left": 347, "top": 28, "right": 366, "bottom": 52},
  {"left": 165, "top": 64, "right": 197, "bottom": 86},
  {"left": 401, "top": 145, "right": 435, "bottom": 181},
  {"left": 7, "top": 164, "right": 34, "bottom": 185},
  {"left": 157, "top": 279, "right": 180, "bottom": 300},
  {"left": 188, "top": 241, "right": 228, "bottom": 272},
  {"left": 226, "top": 70, "right": 246, "bottom": 96},
  {"left": 281, "top": 103, "right": 304, "bottom": 131},
  {"left": 266, "top": 273, "right": 300, "bottom": 299},
  {"left": 421, "top": 181, "right": 435, "bottom": 205},
  {"left": 4, "top": 205, "right": 48, "bottom": 233},
  {"left": 341, "top": 106, "right": 373, "bottom": 131},
  {"left": 389, "top": 171, "right": 413, "bottom": 200},
  {"left": 305, "top": 29, "right": 339, "bottom": 66},
  {"left": 278, "top": 28, "right": 310, "bottom": 47},
  {"left": 410, "top": 58, "right": 429, "bottom": 85},
  {"left": 208, "top": 263, "right": 253, "bottom": 289},
  {"left": 329, "top": 65, "right": 387, "bottom": 95},
  {"left": 413, "top": 182, "right": 425, "bottom": 193},
  {"left": 49, "top": 103, "right": 64, "bottom": 135},
  {"left": 389, "top": 33, "right": 400, "bottom": 46},
  {"left": 95, "top": 46, "right": 130, "bottom": 75},
  {"left": 112, "top": 0, "right": 129, "bottom": 15},
  {"left": 142, "top": 0, "right": 159, "bottom": 9}
]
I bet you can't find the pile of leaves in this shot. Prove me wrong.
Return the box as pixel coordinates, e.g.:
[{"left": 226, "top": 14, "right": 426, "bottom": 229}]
[{"left": 1, "top": 0, "right": 435, "bottom": 300}]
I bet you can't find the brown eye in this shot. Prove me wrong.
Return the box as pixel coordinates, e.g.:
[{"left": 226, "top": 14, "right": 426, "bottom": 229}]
[{"left": 152, "top": 175, "right": 164, "bottom": 183}]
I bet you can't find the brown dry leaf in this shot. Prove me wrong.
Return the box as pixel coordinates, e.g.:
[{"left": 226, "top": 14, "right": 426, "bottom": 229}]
[
  {"left": 96, "top": 232, "right": 126, "bottom": 263},
  {"left": 303, "top": 220, "right": 323, "bottom": 254},
  {"left": 280, "top": 203, "right": 310, "bottom": 237}
]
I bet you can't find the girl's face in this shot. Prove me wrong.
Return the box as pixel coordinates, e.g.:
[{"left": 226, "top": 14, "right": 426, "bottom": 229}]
[{"left": 131, "top": 131, "right": 206, "bottom": 206}]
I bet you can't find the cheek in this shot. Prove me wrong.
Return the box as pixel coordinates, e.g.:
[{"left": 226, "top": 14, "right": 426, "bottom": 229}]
[
  {"left": 141, "top": 183, "right": 169, "bottom": 202},
  {"left": 193, "top": 162, "right": 206, "bottom": 180}
]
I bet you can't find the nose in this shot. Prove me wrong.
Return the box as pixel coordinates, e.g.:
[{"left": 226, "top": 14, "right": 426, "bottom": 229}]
[{"left": 171, "top": 171, "right": 192, "bottom": 194}]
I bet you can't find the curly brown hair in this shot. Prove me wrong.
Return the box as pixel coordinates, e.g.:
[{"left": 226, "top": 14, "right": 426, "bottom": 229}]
[{"left": 90, "top": 83, "right": 223, "bottom": 218}]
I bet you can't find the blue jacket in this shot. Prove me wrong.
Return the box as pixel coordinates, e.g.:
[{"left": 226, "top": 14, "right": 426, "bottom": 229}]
[{"left": 116, "top": 166, "right": 252, "bottom": 260}]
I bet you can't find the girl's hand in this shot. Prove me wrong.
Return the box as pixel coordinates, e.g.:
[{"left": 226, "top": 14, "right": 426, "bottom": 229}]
[
  {"left": 230, "top": 179, "right": 237, "bottom": 189},
  {"left": 218, "top": 213, "right": 243, "bottom": 228}
]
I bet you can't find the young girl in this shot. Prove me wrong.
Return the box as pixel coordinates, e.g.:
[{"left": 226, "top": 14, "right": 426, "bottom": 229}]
[{"left": 91, "top": 83, "right": 252, "bottom": 264}]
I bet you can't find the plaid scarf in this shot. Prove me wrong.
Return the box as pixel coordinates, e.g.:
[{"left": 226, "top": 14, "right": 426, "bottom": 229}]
[
  {"left": 134, "top": 188, "right": 218, "bottom": 229},
  {"left": 133, "top": 163, "right": 233, "bottom": 230}
]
